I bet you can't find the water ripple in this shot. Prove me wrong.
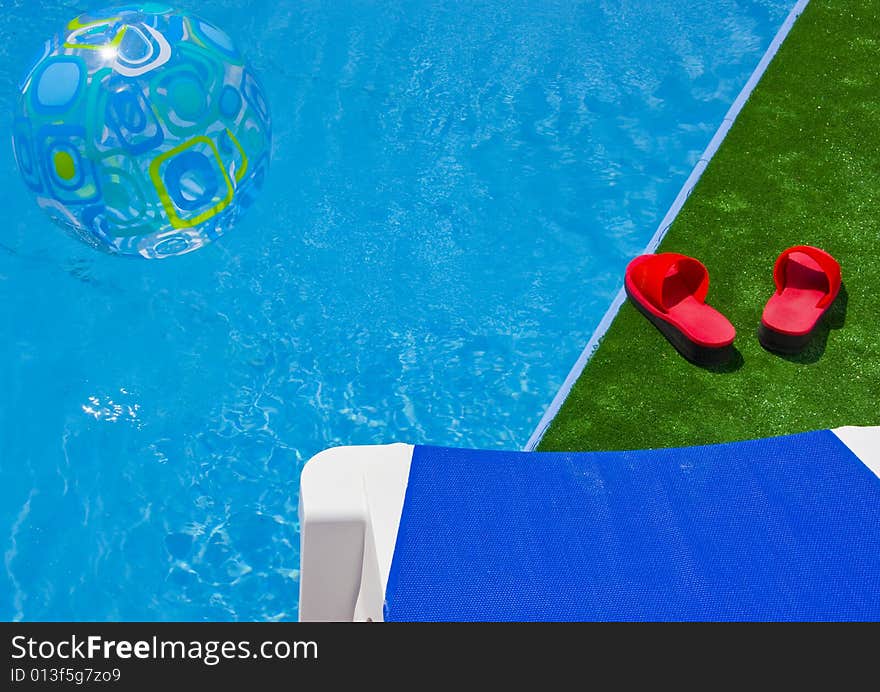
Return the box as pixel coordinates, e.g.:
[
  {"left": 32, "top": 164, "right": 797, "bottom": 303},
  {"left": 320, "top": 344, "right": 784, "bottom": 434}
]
[{"left": 0, "top": 0, "right": 795, "bottom": 620}]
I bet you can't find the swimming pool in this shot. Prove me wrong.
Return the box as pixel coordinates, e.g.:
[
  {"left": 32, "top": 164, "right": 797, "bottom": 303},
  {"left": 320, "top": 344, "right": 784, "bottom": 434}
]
[{"left": 0, "top": 0, "right": 794, "bottom": 620}]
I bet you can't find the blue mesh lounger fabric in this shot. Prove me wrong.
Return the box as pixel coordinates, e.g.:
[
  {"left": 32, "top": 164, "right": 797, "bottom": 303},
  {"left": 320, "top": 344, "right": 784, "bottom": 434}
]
[{"left": 383, "top": 430, "right": 880, "bottom": 621}]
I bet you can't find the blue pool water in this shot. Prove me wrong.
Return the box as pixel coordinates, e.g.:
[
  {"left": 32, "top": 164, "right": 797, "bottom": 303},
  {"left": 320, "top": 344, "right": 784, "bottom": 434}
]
[{"left": 0, "top": 1, "right": 794, "bottom": 620}]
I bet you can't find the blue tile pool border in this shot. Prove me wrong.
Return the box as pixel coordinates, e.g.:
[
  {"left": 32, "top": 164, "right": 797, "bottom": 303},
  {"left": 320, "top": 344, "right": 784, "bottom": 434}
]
[{"left": 525, "top": 0, "right": 812, "bottom": 451}]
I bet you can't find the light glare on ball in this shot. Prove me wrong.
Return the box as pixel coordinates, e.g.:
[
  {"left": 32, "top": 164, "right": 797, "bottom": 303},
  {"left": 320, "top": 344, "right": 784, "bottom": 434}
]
[{"left": 13, "top": 4, "right": 271, "bottom": 258}]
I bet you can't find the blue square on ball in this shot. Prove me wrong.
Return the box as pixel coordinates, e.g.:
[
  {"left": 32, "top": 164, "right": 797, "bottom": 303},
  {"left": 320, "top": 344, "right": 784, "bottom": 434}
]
[
  {"left": 105, "top": 81, "right": 165, "bottom": 155},
  {"left": 37, "top": 124, "right": 101, "bottom": 205}
]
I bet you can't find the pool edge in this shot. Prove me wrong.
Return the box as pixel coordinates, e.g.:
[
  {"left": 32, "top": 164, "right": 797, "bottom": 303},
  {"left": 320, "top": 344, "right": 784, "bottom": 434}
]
[{"left": 524, "top": 0, "right": 812, "bottom": 451}]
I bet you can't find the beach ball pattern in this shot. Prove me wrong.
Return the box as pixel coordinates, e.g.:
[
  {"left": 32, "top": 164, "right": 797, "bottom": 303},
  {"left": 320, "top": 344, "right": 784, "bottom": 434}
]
[{"left": 12, "top": 4, "right": 271, "bottom": 258}]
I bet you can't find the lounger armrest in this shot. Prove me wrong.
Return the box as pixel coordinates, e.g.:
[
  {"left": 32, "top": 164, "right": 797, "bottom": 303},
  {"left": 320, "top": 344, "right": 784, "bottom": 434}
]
[
  {"left": 832, "top": 426, "right": 880, "bottom": 479},
  {"left": 298, "top": 444, "right": 413, "bottom": 621}
]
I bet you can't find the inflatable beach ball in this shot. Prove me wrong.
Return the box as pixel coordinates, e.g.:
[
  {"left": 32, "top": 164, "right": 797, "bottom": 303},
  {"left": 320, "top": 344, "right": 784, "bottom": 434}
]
[{"left": 12, "top": 4, "right": 271, "bottom": 258}]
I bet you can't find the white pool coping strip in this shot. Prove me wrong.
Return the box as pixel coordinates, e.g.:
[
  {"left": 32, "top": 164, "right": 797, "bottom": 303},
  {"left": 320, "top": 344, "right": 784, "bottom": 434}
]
[{"left": 524, "top": 0, "right": 811, "bottom": 451}]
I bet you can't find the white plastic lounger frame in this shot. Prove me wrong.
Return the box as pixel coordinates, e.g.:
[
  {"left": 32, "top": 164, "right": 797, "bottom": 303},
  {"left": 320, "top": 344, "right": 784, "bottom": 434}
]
[
  {"left": 298, "top": 426, "right": 880, "bottom": 622},
  {"left": 298, "top": 443, "right": 414, "bottom": 622}
]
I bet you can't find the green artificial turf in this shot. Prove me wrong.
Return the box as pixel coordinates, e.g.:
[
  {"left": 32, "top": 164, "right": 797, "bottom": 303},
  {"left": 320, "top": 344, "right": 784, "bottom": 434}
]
[{"left": 538, "top": 0, "right": 880, "bottom": 452}]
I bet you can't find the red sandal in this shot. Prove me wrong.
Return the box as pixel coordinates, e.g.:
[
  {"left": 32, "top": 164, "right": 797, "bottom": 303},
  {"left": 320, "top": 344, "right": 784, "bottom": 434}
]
[
  {"left": 625, "top": 253, "right": 736, "bottom": 365},
  {"left": 758, "top": 245, "right": 841, "bottom": 353}
]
